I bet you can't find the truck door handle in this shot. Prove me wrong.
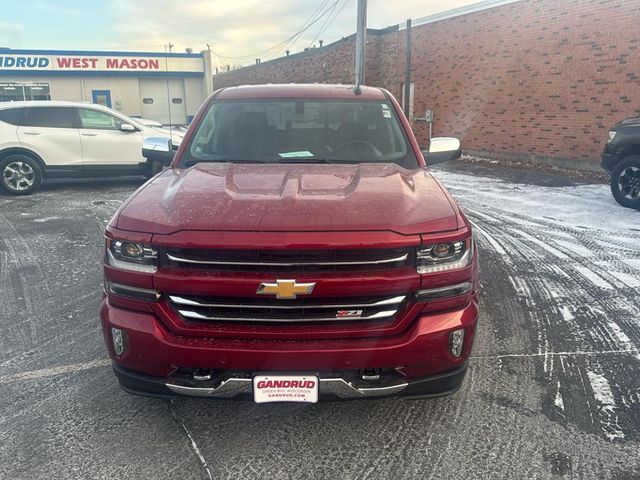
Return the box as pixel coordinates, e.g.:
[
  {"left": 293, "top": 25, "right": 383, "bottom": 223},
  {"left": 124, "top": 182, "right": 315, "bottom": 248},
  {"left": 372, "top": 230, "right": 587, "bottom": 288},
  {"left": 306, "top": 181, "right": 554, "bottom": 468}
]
[
  {"left": 81, "top": 132, "right": 98, "bottom": 136},
  {"left": 22, "top": 130, "right": 41, "bottom": 135}
]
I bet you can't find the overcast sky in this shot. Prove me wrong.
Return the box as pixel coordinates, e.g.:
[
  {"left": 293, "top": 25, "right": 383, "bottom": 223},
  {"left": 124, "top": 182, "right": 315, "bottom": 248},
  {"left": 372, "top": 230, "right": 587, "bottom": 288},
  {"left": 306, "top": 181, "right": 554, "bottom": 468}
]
[{"left": 1, "top": 0, "right": 480, "bottom": 67}]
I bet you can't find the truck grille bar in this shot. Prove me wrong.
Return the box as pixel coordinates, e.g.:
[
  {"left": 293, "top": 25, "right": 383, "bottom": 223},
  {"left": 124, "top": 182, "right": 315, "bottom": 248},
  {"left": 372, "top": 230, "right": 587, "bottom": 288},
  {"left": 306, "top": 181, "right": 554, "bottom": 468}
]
[
  {"left": 169, "top": 295, "right": 406, "bottom": 309},
  {"left": 168, "top": 294, "right": 407, "bottom": 325},
  {"left": 177, "top": 309, "right": 398, "bottom": 323},
  {"left": 163, "top": 248, "right": 413, "bottom": 273},
  {"left": 166, "top": 253, "right": 408, "bottom": 267}
]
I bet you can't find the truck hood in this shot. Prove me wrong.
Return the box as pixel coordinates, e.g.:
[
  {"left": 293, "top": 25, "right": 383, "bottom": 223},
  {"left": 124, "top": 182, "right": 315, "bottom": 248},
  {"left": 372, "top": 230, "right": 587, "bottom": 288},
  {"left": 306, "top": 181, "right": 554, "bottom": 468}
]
[{"left": 116, "top": 163, "right": 459, "bottom": 235}]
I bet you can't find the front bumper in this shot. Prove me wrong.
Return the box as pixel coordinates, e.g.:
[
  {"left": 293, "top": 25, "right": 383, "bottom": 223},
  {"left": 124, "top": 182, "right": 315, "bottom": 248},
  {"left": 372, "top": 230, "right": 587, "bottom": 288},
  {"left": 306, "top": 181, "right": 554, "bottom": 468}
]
[
  {"left": 113, "top": 362, "right": 468, "bottom": 400},
  {"left": 101, "top": 296, "right": 477, "bottom": 400},
  {"left": 601, "top": 151, "right": 618, "bottom": 173}
]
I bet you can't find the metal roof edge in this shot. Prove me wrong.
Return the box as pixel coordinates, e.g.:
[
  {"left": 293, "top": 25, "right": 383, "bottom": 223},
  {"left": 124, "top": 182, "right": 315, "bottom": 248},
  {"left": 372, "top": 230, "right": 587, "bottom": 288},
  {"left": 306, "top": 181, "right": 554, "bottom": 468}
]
[
  {"left": 0, "top": 48, "right": 203, "bottom": 59},
  {"left": 398, "top": 0, "right": 523, "bottom": 29}
]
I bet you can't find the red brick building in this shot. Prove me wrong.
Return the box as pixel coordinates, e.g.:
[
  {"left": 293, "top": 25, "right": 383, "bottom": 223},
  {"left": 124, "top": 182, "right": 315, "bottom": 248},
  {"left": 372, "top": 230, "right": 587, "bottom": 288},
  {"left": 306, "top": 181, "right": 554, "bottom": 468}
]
[{"left": 212, "top": 0, "right": 640, "bottom": 172}]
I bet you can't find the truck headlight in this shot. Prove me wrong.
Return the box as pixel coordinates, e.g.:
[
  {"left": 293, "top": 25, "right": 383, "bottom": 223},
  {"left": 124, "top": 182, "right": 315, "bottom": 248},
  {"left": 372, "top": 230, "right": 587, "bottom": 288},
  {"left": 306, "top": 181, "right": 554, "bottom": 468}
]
[
  {"left": 417, "top": 239, "right": 472, "bottom": 274},
  {"left": 608, "top": 131, "right": 617, "bottom": 143},
  {"left": 106, "top": 239, "right": 158, "bottom": 273}
]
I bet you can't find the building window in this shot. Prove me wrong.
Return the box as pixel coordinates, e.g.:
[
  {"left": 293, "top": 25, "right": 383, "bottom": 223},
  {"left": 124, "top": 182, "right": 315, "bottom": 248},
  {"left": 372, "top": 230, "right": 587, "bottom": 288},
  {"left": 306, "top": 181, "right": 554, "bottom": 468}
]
[
  {"left": 171, "top": 98, "right": 183, "bottom": 104},
  {"left": 0, "top": 82, "right": 51, "bottom": 102},
  {"left": 142, "top": 98, "right": 154, "bottom": 104}
]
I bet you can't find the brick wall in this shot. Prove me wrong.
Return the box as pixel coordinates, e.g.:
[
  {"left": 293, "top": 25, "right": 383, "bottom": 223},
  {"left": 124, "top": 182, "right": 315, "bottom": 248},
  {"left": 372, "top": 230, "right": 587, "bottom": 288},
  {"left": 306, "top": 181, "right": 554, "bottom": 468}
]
[{"left": 213, "top": 0, "right": 640, "bottom": 171}]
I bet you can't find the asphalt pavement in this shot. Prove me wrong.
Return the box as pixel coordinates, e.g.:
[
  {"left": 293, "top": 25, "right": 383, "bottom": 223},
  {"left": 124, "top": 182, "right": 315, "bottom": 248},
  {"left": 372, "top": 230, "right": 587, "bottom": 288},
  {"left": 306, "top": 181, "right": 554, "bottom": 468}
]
[{"left": 1, "top": 164, "right": 639, "bottom": 480}]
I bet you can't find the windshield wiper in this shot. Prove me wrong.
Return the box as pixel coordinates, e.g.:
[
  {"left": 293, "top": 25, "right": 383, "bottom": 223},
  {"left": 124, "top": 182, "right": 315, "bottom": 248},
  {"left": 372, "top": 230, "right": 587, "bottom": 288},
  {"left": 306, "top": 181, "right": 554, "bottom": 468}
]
[
  {"left": 276, "top": 157, "right": 358, "bottom": 164},
  {"left": 182, "top": 157, "right": 360, "bottom": 167},
  {"left": 181, "top": 158, "right": 272, "bottom": 167}
]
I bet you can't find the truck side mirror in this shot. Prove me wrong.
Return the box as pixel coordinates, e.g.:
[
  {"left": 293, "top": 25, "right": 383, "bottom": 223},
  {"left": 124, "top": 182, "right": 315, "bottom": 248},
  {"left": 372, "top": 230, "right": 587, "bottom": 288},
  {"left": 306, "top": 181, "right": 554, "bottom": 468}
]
[
  {"left": 422, "top": 137, "right": 461, "bottom": 165},
  {"left": 142, "top": 136, "right": 175, "bottom": 165}
]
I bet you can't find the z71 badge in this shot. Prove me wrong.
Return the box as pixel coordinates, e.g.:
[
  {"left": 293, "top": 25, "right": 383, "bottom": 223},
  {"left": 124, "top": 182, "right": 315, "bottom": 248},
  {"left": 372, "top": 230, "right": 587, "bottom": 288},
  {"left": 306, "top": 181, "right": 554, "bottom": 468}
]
[{"left": 335, "top": 309, "right": 363, "bottom": 318}]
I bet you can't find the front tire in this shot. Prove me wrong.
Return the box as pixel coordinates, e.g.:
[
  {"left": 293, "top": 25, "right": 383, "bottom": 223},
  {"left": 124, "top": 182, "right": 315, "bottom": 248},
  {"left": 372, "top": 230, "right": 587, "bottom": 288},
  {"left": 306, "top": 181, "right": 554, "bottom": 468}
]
[
  {"left": 610, "top": 156, "right": 640, "bottom": 210},
  {"left": 0, "top": 154, "right": 43, "bottom": 196}
]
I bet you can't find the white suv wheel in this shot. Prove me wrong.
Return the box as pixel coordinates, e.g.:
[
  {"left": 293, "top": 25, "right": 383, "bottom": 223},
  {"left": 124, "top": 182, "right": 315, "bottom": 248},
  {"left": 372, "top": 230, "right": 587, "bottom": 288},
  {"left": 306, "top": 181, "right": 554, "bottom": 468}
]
[
  {"left": 3, "top": 161, "right": 36, "bottom": 191},
  {"left": 0, "top": 155, "right": 43, "bottom": 196}
]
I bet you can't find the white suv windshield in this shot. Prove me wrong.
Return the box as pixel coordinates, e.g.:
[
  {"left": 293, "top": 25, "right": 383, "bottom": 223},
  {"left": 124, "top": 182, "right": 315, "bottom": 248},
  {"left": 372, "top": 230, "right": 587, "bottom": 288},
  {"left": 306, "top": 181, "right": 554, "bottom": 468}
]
[{"left": 182, "top": 99, "right": 418, "bottom": 168}]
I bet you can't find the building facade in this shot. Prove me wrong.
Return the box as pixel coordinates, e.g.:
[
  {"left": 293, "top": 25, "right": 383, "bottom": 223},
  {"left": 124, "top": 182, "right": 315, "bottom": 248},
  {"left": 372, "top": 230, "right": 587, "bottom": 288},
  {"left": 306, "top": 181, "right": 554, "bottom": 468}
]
[{"left": 0, "top": 48, "right": 215, "bottom": 125}]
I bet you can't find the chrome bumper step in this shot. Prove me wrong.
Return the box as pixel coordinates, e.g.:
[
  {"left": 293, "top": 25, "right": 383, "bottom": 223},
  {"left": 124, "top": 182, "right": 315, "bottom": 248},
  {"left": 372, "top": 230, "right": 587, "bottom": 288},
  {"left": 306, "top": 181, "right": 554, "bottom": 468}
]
[{"left": 165, "top": 376, "right": 408, "bottom": 399}]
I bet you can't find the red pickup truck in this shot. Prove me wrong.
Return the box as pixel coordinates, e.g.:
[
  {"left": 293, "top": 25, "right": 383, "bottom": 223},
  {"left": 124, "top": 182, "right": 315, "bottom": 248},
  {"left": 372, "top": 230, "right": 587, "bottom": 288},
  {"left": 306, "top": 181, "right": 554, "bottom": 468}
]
[{"left": 101, "top": 84, "right": 478, "bottom": 402}]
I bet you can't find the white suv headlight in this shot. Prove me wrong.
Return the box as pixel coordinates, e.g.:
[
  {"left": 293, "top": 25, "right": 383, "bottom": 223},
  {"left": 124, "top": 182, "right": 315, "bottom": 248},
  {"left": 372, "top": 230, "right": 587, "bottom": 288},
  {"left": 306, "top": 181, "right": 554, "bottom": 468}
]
[{"left": 417, "top": 239, "right": 473, "bottom": 274}]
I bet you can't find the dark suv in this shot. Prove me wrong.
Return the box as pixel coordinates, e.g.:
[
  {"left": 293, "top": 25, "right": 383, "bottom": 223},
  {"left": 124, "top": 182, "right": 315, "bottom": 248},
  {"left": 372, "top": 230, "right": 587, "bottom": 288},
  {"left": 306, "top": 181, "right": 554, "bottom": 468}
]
[{"left": 601, "top": 116, "right": 640, "bottom": 210}]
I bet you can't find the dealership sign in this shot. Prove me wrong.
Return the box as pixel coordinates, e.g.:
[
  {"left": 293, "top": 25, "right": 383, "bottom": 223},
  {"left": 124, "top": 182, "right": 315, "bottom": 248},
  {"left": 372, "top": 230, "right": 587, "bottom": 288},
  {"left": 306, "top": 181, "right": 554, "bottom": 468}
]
[
  {"left": 0, "top": 56, "right": 50, "bottom": 68},
  {"left": 0, "top": 51, "right": 204, "bottom": 75}
]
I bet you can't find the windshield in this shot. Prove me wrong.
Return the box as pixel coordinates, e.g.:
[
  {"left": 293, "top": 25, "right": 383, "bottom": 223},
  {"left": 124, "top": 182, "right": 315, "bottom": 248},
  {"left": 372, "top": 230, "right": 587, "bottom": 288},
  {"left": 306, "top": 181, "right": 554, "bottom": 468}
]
[{"left": 180, "top": 99, "right": 418, "bottom": 168}]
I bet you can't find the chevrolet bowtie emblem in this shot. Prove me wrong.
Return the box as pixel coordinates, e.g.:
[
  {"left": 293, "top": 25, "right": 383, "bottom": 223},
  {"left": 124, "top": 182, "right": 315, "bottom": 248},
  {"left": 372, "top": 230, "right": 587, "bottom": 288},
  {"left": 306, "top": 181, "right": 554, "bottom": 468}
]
[{"left": 257, "top": 279, "right": 316, "bottom": 300}]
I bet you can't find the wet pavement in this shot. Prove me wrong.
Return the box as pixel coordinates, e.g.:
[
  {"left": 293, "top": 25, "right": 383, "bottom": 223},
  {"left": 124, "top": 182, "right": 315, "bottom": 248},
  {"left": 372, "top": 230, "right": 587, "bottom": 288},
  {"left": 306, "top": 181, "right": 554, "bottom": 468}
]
[{"left": 1, "top": 165, "right": 638, "bottom": 479}]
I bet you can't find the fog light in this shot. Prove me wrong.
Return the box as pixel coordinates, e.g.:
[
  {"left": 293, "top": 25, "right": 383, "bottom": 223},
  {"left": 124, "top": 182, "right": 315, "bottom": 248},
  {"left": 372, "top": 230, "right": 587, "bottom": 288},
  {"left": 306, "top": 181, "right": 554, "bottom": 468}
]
[
  {"left": 449, "top": 329, "right": 465, "bottom": 357},
  {"left": 111, "top": 327, "right": 126, "bottom": 356}
]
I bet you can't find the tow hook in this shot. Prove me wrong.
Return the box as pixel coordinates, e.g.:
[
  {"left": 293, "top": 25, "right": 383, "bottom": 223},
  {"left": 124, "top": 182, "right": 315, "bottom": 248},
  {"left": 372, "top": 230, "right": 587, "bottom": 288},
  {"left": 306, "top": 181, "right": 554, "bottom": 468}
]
[
  {"left": 360, "top": 368, "right": 381, "bottom": 381},
  {"left": 193, "top": 369, "right": 213, "bottom": 381}
]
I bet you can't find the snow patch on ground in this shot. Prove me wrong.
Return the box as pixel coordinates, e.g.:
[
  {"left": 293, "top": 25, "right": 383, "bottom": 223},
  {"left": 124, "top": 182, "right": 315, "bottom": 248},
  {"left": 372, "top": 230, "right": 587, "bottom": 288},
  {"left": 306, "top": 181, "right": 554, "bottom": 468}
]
[
  {"left": 608, "top": 270, "right": 640, "bottom": 288},
  {"left": 572, "top": 265, "right": 614, "bottom": 290},
  {"left": 604, "top": 320, "right": 635, "bottom": 351},
  {"left": 586, "top": 370, "right": 625, "bottom": 441},
  {"left": 559, "top": 306, "right": 575, "bottom": 322},
  {"left": 622, "top": 258, "right": 640, "bottom": 271},
  {"left": 435, "top": 168, "right": 639, "bottom": 441},
  {"left": 435, "top": 170, "right": 639, "bottom": 234},
  {"left": 473, "top": 224, "right": 508, "bottom": 256},
  {"left": 554, "top": 382, "right": 565, "bottom": 412},
  {"left": 552, "top": 239, "right": 594, "bottom": 258},
  {"left": 509, "top": 228, "right": 570, "bottom": 259}
]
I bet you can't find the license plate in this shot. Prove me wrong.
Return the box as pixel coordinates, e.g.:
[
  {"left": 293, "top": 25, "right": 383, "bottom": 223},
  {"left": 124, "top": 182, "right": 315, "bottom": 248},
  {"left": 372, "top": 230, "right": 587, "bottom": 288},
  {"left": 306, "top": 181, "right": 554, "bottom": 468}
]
[{"left": 253, "top": 375, "right": 319, "bottom": 403}]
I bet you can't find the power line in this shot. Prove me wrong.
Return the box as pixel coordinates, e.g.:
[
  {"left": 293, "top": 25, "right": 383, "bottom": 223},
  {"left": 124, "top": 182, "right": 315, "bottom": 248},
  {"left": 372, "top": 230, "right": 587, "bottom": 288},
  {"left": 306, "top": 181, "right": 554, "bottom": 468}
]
[
  {"left": 308, "top": 2, "right": 341, "bottom": 47},
  {"left": 261, "top": 0, "right": 339, "bottom": 60},
  {"left": 211, "top": 0, "right": 341, "bottom": 65},
  {"left": 216, "top": 0, "right": 335, "bottom": 62},
  {"left": 308, "top": 0, "right": 350, "bottom": 48},
  {"left": 260, "top": 0, "right": 345, "bottom": 62}
]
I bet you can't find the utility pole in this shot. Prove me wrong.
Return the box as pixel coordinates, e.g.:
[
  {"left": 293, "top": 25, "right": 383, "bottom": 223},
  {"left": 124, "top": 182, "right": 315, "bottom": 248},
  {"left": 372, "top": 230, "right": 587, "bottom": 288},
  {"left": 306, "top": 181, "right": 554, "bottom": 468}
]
[
  {"left": 403, "top": 19, "right": 412, "bottom": 119},
  {"left": 354, "top": 0, "right": 367, "bottom": 93},
  {"left": 164, "top": 43, "right": 174, "bottom": 136}
]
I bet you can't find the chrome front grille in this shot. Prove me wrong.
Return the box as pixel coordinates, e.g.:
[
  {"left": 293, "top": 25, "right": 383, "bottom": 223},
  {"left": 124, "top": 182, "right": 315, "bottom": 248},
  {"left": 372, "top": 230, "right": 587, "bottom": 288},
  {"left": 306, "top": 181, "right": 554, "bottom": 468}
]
[
  {"left": 168, "top": 294, "right": 407, "bottom": 324},
  {"left": 163, "top": 247, "right": 413, "bottom": 273}
]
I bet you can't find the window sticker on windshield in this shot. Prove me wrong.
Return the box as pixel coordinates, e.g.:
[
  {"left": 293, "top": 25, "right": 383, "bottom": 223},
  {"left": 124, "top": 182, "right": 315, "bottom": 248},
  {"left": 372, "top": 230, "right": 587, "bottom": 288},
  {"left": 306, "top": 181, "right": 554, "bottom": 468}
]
[
  {"left": 279, "top": 151, "right": 314, "bottom": 158},
  {"left": 382, "top": 110, "right": 392, "bottom": 118}
]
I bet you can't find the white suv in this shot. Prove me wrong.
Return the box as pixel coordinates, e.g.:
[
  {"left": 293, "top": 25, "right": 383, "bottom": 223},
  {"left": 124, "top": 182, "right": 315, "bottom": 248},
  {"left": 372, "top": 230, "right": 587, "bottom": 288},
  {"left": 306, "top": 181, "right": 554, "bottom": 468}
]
[{"left": 0, "top": 101, "right": 182, "bottom": 195}]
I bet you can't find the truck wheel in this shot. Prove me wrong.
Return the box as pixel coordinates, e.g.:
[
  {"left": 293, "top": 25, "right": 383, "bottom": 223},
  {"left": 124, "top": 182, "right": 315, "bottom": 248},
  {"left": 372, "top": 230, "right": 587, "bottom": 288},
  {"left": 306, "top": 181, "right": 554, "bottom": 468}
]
[
  {"left": 610, "top": 156, "right": 640, "bottom": 210},
  {"left": 0, "top": 154, "right": 43, "bottom": 196}
]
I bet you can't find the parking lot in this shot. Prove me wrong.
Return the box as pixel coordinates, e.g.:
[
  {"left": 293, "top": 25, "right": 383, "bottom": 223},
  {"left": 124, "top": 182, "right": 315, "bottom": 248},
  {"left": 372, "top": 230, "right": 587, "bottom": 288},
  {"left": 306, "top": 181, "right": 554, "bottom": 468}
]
[{"left": 0, "top": 163, "right": 639, "bottom": 480}]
